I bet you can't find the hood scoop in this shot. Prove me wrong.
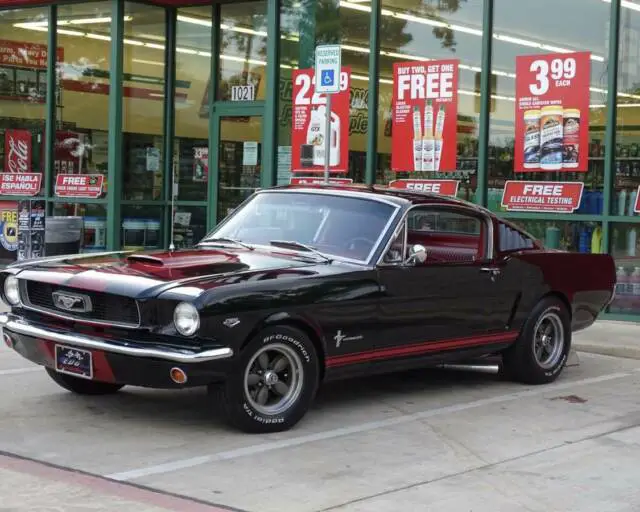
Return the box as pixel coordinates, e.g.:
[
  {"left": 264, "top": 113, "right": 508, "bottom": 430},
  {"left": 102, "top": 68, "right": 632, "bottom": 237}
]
[{"left": 126, "top": 254, "right": 165, "bottom": 265}]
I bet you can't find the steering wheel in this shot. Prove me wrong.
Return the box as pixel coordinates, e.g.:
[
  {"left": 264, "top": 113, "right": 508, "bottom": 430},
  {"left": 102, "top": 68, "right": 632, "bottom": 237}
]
[{"left": 346, "top": 237, "right": 375, "bottom": 254}]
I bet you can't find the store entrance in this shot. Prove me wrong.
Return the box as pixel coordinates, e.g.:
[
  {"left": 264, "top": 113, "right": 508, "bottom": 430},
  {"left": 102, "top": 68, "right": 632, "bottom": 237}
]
[{"left": 211, "top": 111, "right": 264, "bottom": 225}]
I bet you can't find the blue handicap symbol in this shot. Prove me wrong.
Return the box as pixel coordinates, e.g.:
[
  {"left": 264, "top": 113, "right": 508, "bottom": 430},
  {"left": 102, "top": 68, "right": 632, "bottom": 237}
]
[{"left": 321, "top": 69, "right": 335, "bottom": 86}]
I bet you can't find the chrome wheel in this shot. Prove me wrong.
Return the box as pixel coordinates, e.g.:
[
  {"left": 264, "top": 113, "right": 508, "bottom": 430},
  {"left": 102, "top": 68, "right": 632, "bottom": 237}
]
[
  {"left": 244, "top": 343, "right": 304, "bottom": 416},
  {"left": 533, "top": 311, "right": 565, "bottom": 369}
]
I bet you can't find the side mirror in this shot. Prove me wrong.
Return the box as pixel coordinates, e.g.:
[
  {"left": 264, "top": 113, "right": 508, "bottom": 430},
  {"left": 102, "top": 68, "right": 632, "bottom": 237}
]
[{"left": 405, "top": 244, "right": 427, "bottom": 265}]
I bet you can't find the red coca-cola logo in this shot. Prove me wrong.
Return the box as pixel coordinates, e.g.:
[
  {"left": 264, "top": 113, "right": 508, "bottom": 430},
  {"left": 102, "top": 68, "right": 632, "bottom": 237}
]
[{"left": 4, "top": 130, "right": 31, "bottom": 174}]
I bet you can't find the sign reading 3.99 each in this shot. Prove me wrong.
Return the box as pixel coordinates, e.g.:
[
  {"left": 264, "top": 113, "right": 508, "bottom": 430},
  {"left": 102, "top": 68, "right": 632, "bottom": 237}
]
[{"left": 515, "top": 51, "right": 591, "bottom": 173}]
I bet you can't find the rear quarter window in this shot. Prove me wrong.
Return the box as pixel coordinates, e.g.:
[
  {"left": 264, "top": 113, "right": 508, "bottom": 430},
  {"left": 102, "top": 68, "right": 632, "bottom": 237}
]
[{"left": 498, "top": 222, "right": 535, "bottom": 252}]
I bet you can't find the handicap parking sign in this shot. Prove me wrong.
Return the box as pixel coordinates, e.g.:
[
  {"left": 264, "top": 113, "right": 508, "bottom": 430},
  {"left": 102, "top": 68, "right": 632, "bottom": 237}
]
[
  {"left": 315, "top": 44, "right": 341, "bottom": 93},
  {"left": 321, "top": 69, "right": 335, "bottom": 87}
]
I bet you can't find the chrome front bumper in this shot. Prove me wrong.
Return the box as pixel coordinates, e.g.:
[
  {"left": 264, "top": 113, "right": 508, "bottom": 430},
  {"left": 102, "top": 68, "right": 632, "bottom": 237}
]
[{"left": 0, "top": 313, "right": 234, "bottom": 364}]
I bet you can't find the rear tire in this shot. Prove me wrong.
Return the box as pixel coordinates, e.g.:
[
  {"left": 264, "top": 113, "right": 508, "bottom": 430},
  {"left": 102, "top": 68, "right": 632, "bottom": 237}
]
[
  {"left": 501, "top": 297, "right": 571, "bottom": 385},
  {"left": 45, "top": 368, "right": 124, "bottom": 395},
  {"left": 209, "top": 325, "right": 320, "bottom": 433}
]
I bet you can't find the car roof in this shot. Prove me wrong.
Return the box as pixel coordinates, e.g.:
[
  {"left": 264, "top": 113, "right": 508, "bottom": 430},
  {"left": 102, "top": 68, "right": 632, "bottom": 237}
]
[{"left": 263, "top": 183, "right": 497, "bottom": 217}]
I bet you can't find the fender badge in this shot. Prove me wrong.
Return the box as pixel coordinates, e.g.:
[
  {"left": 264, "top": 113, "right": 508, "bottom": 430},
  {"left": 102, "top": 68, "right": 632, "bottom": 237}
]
[
  {"left": 223, "top": 318, "right": 241, "bottom": 328},
  {"left": 334, "top": 330, "right": 363, "bottom": 348}
]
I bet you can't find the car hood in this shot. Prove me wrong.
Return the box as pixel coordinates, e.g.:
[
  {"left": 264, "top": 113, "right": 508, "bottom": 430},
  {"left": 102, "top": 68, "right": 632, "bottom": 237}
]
[{"left": 10, "top": 247, "right": 340, "bottom": 299}]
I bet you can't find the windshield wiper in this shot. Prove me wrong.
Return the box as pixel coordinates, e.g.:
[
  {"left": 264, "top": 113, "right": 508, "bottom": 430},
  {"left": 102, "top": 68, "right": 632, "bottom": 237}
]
[
  {"left": 269, "top": 240, "right": 332, "bottom": 263},
  {"left": 198, "top": 238, "right": 254, "bottom": 250}
]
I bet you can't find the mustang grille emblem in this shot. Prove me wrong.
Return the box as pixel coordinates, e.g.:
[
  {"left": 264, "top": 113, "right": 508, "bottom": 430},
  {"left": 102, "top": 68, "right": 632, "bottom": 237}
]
[{"left": 52, "top": 291, "right": 92, "bottom": 313}]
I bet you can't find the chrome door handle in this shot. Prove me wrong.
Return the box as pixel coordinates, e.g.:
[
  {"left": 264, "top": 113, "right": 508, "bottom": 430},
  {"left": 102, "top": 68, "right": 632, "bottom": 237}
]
[{"left": 480, "top": 267, "right": 501, "bottom": 276}]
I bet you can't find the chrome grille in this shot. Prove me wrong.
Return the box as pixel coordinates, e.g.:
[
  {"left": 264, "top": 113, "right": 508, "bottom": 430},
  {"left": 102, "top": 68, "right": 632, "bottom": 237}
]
[{"left": 21, "top": 280, "right": 141, "bottom": 327}]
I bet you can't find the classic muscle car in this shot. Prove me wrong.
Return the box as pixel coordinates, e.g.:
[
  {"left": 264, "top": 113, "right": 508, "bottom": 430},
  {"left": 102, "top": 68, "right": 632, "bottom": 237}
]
[{"left": 0, "top": 185, "right": 616, "bottom": 433}]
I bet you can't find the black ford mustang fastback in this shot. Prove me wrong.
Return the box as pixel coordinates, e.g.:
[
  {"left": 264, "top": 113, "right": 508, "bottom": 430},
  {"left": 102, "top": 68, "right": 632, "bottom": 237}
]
[{"left": 0, "top": 185, "right": 615, "bottom": 433}]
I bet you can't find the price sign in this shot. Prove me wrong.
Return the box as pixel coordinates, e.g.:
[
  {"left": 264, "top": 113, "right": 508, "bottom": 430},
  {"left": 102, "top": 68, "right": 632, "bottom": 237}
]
[
  {"left": 515, "top": 52, "right": 590, "bottom": 173},
  {"left": 290, "top": 67, "right": 351, "bottom": 174}
]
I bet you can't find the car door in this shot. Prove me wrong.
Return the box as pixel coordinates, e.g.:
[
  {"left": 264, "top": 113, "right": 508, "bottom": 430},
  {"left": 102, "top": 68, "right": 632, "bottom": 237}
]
[{"left": 375, "top": 205, "right": 519, "bottom": 357}]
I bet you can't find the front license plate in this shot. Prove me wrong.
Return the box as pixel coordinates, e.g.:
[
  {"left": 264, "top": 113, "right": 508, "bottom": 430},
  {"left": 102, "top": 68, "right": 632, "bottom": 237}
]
[{"left": 54, "top": 345, "right": 93, "bottom": 380}]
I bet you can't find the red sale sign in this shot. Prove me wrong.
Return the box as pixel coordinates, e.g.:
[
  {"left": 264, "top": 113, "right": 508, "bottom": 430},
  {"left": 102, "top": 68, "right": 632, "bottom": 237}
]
[
  {"left": 290, "top": 177, "right": 353, "bottom": 185},
  {"left": 55, "top": 174, "right": 104, "bottom": 198},
  {"left": 388, "top": 179, "right": 459, "bottom": 196},
  {"left": 392, "top": 59, "right": 458, "bottom": 173},
  {"left": 501, "top": 181, "right": 584, "bottom": 213},
  {"left": 515, "top": 52, "right": 590, "bottom": 173},
  {"left": 291, "top": 67, "right": 350, "bottom": 174}
]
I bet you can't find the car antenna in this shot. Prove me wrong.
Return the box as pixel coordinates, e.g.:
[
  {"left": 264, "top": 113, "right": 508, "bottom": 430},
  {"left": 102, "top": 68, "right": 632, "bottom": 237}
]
[{"left": 169, "top": 155, "right": 177, "bottom": 251}]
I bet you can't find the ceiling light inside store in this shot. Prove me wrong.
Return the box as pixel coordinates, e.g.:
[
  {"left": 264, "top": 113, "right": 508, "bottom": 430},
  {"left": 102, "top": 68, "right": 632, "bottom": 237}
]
[
  {"left": 57, "top": 29, "right": 85, "bottom": 36},
  {"left": 13, "top": 16, "right": 132, "bottom": 29},
  {"left": 86, "top": 33, "right": 111, "bottom": 41},
  {"left": 602, "top": 0, "right": 640, "bottom": 13}
]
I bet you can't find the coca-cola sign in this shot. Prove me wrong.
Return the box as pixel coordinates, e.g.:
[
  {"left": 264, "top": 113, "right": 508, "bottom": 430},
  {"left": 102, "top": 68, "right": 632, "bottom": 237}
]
[{"left": 4, "top": 129, "right": 32, "bottom": 174}]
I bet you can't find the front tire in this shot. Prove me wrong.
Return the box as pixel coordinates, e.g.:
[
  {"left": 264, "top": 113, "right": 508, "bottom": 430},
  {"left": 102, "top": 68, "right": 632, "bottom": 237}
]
[
  {"left": 45, "top": 368, "right": 125, "bottom": 395},
  {"left": 501, "top": 297, "right": 571, "bottom": 385},
  {"left": 209, "top": 325, "right": 320, "bottom": 433}
]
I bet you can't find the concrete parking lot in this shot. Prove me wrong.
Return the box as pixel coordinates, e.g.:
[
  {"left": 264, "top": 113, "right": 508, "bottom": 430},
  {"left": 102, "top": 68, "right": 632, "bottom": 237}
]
[{"left": 2, "top": 326, "right": 640, "bottom": 512}]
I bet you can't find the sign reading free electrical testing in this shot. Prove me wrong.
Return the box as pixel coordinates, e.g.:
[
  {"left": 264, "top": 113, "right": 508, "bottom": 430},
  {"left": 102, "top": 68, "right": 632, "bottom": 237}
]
[
  {"left": 290, "top": 67, "right": 351, "bottom": 174},
  {"left": 392, "top": 59, "right": 459, "bottom": 173},
  {"left": 515, "top": 51, "right": 591, "bottom": 173},
  {"left": 501, "top": 181, "right": 584, "bottom": 213}
]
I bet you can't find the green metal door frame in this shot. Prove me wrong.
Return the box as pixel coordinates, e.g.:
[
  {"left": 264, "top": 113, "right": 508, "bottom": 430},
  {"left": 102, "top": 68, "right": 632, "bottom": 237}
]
[{"left": 207, "top": 103, "right": 265, "bottom": 231}]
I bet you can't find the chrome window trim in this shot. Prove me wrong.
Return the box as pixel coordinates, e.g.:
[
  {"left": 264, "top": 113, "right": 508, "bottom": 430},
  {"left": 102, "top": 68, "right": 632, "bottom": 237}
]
[
  {"left": 375, "top": 203, "right": 495, "bottom": 267},
  {"left": 19, "top": 279, "right": 142, "bottom": 329}
]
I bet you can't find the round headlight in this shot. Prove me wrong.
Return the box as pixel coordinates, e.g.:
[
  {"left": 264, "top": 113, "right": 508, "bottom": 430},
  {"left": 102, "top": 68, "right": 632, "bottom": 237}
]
[
  {"left": 174, "top": 302, "right": 200, "bottom": 336},
  {"left": 3, "top": 276, "right": 20, "bottom": 305}
]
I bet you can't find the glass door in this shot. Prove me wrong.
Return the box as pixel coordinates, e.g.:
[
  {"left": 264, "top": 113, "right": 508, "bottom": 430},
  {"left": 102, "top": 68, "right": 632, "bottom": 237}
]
[{"left": 212, "top": 113, "right": 263, "bottom": 224}]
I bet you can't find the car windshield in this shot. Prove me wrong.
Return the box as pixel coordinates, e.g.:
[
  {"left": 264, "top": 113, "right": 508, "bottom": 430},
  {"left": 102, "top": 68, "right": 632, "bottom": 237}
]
[{"left": 202, "top": 191, "right": 398, "bottom": 262}]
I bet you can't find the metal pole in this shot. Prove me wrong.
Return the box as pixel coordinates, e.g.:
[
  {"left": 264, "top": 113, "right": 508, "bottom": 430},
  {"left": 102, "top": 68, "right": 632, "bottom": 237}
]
[{"left": 324, "top": 93, "right": 332, "bottom": 183}]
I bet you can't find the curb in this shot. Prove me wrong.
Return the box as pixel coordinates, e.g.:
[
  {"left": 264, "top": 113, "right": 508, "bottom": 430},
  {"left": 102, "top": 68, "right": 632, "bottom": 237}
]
[{"left": 574, "top": 342, "right": 640, "bottom": 361}]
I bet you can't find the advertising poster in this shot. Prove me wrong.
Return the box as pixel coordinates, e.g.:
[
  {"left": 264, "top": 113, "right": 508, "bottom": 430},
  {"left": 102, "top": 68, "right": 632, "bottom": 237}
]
[
  {"left": 55, "top": 174, "right": 104, "bottom": 198},
  {"left": 515, "top": 51, "right": 590, "bottom": 173},
  {"left": 635, "top": 186, "right": 640, "bottom": 214},
  {"left": 501, "top": 181, "right": 584, "bottom": 213},
  {"left": 290, "top": 67, "right": 351, "bottom": 174},
  {"left": 17, "top": 200, "right": 30, "bottom": 261},
  {"left": 0, "top": 200, "right": 18, "bottom": 262},
  {"left": 193, "top": 147, "right": 208, "bottom": 182},
  {"left": 391, "top": 59, "right": 459, "bottom": 172},
  {"left": 388, "top": 179, "right": 459, "bottom": 196},
  {"left": 1, "top": 129, "right": 41, "bottom": 195}
]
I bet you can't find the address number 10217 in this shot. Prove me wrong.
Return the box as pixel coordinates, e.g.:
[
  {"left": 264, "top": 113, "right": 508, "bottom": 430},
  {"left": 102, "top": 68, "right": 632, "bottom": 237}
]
[
  {"left": 528, "top": 57, "right": 577, "bottom": 96},
  {"left": 295, "top": 71, "right": 349, "bottom": 105}
]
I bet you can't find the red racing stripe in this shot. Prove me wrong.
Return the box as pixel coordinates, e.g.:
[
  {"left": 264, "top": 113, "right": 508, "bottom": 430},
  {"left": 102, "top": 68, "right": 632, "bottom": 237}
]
[{"left": 326, "top": 331, "right": 519, "bottom": 368}]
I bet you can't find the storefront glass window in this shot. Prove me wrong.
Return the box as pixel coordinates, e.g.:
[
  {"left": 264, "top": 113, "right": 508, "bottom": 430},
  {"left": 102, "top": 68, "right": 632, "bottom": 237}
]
[
  {"left": 508, "top": 219, "right": 604, "bottom": 254},
  {"left": 0, "top": 8, "right": 49, "bottom": 199},
  {"left": 614, "top": 3, "right": 640, "bottom": 218},
  {"left": 121, "top": 204, "right": 162, "bottom": 251},
  {"left": 375, "top": 0, "right": 483, "bottom": 200},
  {"left": 218, "top": 1, "right": 267, "bottom": 102},
  {"left": 175, "top": 7, "right": 211, "bottom": 202},
  {"left": 171, "top": 205, "right": 206, "bottom": 248},
  {"left": 52, "top": 203, "right": 107, "bottom": 253},
  {"left": 278, "top": 0, "right": 371, "bottom": 184},
  {"left": 488, "top": 0, "right": 609, "bottom": 215},
  {"left": 49, "top": 2, "right": 112, "bottom": 215},
  {"left": 122, "top": 3, "right": 165, "bottom": 202}
]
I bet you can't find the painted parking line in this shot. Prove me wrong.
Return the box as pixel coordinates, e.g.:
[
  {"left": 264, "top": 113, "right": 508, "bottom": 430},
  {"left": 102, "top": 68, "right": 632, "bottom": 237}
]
[
  {"left": 106, "top": 369, "right": 640, "bottom": 482},
  {"left": 0, "top": 452, "right": 245, "bottom": 512},
  {"left": 0, "top": 367, "right": 42, "bottom": 377}
]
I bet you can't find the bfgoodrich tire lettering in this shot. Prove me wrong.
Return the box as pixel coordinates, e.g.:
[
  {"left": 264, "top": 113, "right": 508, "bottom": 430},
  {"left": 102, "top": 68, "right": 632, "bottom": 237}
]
[
  {"left": 45, "top": 367, "right": 125, "bottom": 395},
  {"left": 209, "top": 325, "right": 320, "bottom": 433},
  {"left": 501, "top": 297, "right": 571, "bottom": 385}
]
